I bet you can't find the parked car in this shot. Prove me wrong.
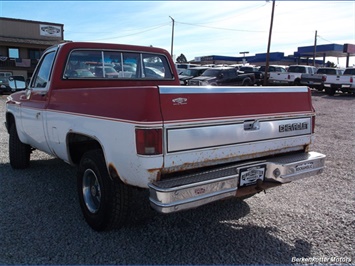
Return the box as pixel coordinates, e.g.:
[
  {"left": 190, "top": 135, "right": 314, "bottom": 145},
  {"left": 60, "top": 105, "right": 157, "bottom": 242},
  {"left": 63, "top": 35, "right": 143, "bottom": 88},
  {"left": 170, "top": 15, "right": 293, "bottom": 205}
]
[
  {"left": 259, "top": 65, "right": 287, "bottom": 73},
  {"left": 268, "top": 65, "right": 317, "bottom": 86},
  {"left": 144, "top": 66, "right": 165, "bottom": 78},
  {"left": 0, "top": 72, "right": 12, "bottom": 94},
  {"left": 300, "top": 67, "right": 344, "bottom": 91},
  {"left": 324, "top": 67, "right": 355, "bottom": 95},
  {"left": 239, "top": 66, "right": 263, "bottom": 86},
  {"left": 258, "top": 65, "right": 287, "bottom": 85},
  {"left": 188, "top": 67, "right": 254, "bottom": 86},
  {"left": 8, "top": 76, "right": 26, "bottom": 92},
  {"left": 179, "top": 66, "right": 209, "bottom": 85},
  {"left": 94, "top": 66, "right": 120, "bottom": 78},
  {"left": 175, "top": 63, "right": 200, "bottom": 74},
  {"left": 65, "top": 68, "right": 95, "bottom": 78}
]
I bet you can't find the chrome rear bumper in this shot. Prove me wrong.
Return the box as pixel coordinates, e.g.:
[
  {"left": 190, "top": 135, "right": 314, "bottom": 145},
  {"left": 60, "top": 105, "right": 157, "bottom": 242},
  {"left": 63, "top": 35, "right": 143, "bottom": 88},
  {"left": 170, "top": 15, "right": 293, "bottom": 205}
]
[{"left": 148, "top": 151, "right": 326, "bottom": 213}]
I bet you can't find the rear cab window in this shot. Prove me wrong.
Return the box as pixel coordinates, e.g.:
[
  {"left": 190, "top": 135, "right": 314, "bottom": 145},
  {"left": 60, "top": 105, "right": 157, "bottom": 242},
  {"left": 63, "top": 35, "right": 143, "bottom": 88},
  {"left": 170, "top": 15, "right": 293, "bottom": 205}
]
[{"left": 63, "top": 50, "right": 173, "bottom": 80}]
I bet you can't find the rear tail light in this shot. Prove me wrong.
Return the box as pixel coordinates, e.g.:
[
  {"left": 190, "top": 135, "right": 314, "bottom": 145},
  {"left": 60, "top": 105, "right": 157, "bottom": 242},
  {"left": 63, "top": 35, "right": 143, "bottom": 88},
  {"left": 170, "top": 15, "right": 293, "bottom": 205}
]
[
  {"left": 288, "top": 74, "right": 291, "bottom": 80},
  {"left": 312, "top": 115, "right": 315, "bottom": 134},
  {"left": 322, "top": 75, "right": 326, "bottom": 81},
  {"left": 350, "top": 77, "right": 353, "bottom": 83},
  {"left": 136, "top": 128, "right": 162, "bottom": 155}
]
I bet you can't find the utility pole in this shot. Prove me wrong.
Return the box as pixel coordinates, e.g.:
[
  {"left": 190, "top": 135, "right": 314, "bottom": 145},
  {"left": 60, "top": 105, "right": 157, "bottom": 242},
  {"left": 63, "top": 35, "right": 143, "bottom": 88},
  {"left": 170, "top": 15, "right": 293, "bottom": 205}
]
[
  {"left": 169, "top": 16, "right": 175, "bottom": 59},
  {"left": 263, "top": 0, "right": 275, "bottom": 86},
  {"left": 313, "top": 30, "right": 317, "bottom": 66}
]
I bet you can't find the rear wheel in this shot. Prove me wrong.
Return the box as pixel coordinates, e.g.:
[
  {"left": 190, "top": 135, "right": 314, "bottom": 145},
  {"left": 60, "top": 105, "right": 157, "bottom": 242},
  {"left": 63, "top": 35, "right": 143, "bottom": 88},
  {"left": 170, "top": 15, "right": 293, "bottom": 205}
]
[
  {"left": 325, "top": 86, "right": 336, "bottom": 96},
  {"left": 77, "top": 149, "right": 131, "bottom": 231},
  {"left": 242, "top": 79, "right": 251, "bottom": 86},
  {"left": 9, "top": 123, "right": 31, "bottom": 169},
  {"left": 294, "top": 79, "right": 301, "bottom": 86}
]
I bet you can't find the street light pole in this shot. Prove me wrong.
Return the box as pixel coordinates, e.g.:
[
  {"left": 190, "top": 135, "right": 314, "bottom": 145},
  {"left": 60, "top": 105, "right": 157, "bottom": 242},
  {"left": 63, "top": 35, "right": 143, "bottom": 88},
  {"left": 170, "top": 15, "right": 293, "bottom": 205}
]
[
  {"left": 239, "top": 51, "right": 249, "bottom": 64},
  {"left": 263, "top": 0, "right": 275, "bottom": 86},
  {"left": 169, "top": 16, "right": 175, "bottom": 59}
]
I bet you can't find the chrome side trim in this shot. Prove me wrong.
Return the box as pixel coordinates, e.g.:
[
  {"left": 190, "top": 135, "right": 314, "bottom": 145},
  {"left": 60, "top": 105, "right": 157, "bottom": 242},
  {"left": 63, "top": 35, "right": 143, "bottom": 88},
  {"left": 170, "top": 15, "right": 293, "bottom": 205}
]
[
  {"left": 159, "top": 86, "right": 309, "bottom": 94},
  {"left": 149, "top": 151, "right": 326, "bottom": 213}
]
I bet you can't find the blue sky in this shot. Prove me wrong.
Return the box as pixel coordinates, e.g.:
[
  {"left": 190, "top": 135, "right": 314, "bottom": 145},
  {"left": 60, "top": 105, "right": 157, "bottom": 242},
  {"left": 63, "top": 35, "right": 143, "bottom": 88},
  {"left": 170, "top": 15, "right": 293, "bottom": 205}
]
[{"left": 0, "top": 1, "right": 354, "bottom": 66}]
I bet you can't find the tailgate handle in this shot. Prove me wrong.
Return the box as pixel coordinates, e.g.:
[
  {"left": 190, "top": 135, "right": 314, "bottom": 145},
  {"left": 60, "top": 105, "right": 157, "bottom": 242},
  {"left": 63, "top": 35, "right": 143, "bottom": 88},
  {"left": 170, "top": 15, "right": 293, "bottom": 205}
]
[{"left": 244, "top": 120, "right": 260, "bottom": 131}]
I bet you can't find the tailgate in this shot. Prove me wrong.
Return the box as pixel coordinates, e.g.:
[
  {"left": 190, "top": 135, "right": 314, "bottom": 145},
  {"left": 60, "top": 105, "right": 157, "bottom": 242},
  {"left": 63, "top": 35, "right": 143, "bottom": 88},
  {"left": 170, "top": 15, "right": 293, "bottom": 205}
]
[{"left": 159, "top": 86, "right": 314, "bottom": 173}]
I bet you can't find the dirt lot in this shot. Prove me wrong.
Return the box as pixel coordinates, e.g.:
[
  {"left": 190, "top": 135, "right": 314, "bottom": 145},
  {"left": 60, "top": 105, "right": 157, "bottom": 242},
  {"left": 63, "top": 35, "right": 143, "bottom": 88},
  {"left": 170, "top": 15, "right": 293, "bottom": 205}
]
[{"left": 0, "top": 91, "right": 354, "bottom": 265}]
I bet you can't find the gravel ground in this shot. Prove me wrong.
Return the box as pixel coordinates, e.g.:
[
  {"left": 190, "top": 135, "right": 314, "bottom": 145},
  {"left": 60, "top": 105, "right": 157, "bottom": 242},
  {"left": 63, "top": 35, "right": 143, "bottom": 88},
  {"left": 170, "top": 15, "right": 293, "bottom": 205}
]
[{"left": 0, "top": 91, "right": 354, "bottom": 265}]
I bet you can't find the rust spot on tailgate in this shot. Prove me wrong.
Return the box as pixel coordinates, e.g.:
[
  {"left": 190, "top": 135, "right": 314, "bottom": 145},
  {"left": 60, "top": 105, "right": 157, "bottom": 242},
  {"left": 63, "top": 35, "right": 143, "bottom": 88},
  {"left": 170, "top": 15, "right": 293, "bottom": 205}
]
[{"left": 162, "top": 146, "right": 305, "bottom": 174}]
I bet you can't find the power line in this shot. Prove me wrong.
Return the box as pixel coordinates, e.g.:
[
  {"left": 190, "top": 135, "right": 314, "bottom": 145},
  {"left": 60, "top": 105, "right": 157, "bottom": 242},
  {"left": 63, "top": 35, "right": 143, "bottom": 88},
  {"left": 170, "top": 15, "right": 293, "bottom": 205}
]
[
  {"left": 66, "top": 23, "right": 171, "bottom": 34},
  {"left": 190, "top": 2, "right": 268, "bottom": 26},
  {"left": 84, "top": 23, "right": 170, "bottom": 41},
  {"left": 317, "top": 35, "right": 334, "bottom": 44},
  {"left": 175, "top": 21, "right": 265, "bottom": 33}
]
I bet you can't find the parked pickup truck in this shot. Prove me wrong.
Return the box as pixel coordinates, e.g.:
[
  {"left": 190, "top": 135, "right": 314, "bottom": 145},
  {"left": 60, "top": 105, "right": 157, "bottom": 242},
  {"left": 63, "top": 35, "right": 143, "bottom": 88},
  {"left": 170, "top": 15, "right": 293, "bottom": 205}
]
[
  {"left": 5, "top": 42, "right": 326, "bottom": 231},
  {"left": 300, "top": 67, "right": 344, "bottom": 91},
  {"left": 323, "top": 67, "right": 355, "bottom": 96},
  {"left": 239, "top": 66, "right": 264, "bottom": 86},
  {"left": 188, "top": 67, "right": 254, "bottom": 86},
  {"left": 268, "top": 65, "right": 317, "bottom": 86},
  {"left": 178, "top": 66, "right": 209, "bottom": 85}
]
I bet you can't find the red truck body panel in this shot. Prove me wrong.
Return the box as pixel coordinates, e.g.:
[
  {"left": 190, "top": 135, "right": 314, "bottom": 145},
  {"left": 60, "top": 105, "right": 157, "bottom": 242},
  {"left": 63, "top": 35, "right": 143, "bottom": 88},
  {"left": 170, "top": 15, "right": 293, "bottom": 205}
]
[{"left": 159, "top": 87, "right": 314, "bottom": 123}]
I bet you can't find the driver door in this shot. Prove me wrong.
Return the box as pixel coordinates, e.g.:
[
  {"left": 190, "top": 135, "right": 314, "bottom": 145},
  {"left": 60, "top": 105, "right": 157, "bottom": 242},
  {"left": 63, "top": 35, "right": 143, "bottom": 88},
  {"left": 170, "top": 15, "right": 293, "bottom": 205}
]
[{"left": 20, "top": 50, "right": 56, "bottom": 154}]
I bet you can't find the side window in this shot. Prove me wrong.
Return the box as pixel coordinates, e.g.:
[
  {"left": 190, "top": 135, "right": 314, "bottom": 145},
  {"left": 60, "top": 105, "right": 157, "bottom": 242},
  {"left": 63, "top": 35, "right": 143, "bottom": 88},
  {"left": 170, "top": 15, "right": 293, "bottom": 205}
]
[
  {"left": 228, "top": 69, "right": 236, "bottom": 78},
  {"left": 65, "top": 50, "right": 102, "bottom": 78},
  {"left": 103, "top": 51, "right": 123, "bottom": 77},
  {"left": 32, "top": 51, "right": 55, "bottom": 89},
  {"left": 122, "top": 52, "right": 139, "bottom": 78},
  {"left": 142, "top": 53, "right": 173, "bottom": 79}
]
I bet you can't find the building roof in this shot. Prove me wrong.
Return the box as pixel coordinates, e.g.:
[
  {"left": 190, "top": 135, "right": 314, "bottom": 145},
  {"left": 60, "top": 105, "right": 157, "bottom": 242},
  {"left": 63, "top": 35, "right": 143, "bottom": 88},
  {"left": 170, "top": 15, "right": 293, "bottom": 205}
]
[
  {"left": 0, "top": 16, "right": 63, "bottom": 27},
  {"left": 296, "top": 43, "right": 355, "bottom": 58},
  {"left": 0, "top": 36, "right": 66, "bottom": 46}
]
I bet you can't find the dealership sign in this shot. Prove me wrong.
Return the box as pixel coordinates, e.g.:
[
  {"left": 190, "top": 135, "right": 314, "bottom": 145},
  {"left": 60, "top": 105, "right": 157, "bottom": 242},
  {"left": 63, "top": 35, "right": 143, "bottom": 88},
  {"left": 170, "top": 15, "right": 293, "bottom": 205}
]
[{"left": 39, "top": 24, "right": 62, "bottom": 37}]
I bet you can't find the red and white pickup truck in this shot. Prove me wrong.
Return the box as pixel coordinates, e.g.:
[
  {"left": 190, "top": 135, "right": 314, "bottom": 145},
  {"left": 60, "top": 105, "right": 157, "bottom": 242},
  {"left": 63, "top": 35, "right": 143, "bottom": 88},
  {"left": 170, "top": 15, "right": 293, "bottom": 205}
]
[{"left": 5, "top": 42, "right": 326, "bottom": 231}]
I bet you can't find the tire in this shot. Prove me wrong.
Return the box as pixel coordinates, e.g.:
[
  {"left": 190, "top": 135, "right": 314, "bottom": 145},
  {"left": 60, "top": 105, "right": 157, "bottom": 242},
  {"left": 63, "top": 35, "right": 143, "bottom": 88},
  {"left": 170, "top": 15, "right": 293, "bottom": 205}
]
[
  {"left": 77, "top": 149, "right": 131, "bottom": 231},
  {"left": 9, "top": 123, "right": 31, "bottom": 169},
  {"left": 325, "top": 87, "right": 336, "bottom": 96},
  {"left": 294, "top": 79, "right": 301, "bottom": 86},
  {"left": 242, "top": 79, "right": 251, "bottom": 86}
]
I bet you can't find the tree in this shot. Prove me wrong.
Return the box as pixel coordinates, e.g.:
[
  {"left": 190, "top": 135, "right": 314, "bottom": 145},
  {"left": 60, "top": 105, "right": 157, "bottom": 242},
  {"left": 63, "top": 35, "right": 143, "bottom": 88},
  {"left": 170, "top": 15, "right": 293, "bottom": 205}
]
[
  {"left": 176, "top": 53, "right": 187, "bottom": 63},
  {"left": 326, "top": 61, "right": 337, "bottom": 68}
]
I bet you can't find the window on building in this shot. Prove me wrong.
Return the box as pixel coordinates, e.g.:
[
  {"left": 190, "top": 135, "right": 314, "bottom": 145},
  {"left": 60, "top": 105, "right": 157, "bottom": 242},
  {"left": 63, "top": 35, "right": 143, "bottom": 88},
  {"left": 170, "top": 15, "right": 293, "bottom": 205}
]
[
  {"left": 29, "top": 49, "right": 44, "bottom": 60},
  {"left": 8, "top": 48, "right": 19, "bottom": 59}
]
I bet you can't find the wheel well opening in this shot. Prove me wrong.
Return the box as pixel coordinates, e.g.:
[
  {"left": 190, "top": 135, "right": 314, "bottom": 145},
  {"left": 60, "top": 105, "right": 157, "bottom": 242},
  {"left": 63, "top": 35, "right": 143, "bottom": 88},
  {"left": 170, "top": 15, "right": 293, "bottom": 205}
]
[
  {"left": 67, "top": 133, "right": 102, "bottom": 165},
  {"left": 6, "top": 113, "right": 15, "bottom": 133}
]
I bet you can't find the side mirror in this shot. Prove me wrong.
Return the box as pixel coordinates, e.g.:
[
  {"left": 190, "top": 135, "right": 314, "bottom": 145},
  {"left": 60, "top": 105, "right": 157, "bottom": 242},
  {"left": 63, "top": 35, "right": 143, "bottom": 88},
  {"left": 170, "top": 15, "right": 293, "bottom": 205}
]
[{"left": 8, "top": 76, "right": 27, "bottom": 91}]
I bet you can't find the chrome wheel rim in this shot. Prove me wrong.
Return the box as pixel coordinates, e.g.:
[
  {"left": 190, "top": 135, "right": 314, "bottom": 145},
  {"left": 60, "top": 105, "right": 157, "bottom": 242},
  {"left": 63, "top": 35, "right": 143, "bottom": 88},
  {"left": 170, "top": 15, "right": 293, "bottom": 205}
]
[{"left": 82, "top": 169, "right": 101, "bottom": 214}]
